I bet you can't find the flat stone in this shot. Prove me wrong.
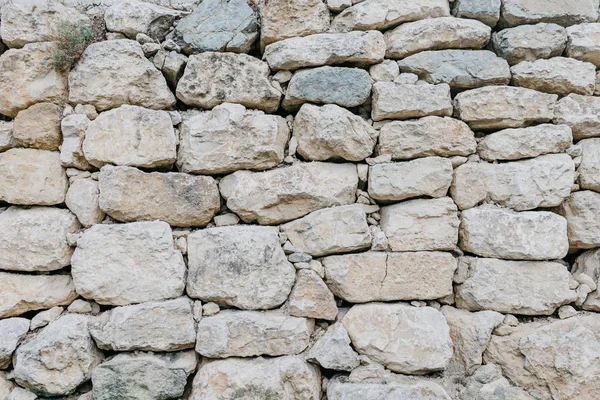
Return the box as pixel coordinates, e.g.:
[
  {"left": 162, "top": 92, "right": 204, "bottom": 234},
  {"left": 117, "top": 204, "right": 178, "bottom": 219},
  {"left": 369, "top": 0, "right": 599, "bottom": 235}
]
[
  {"left": 566, "top": 23, "right": 600, "bottom": 67},
  {"left": 306, "top": 323, "right": 359, "bottom": 371},
  {"left": 385, "top": 17, "right": 491, "bottom": 59},
  {"left": 60, "top": 114, "right": 91, "bottom": 170},
  {"left": 0, "top": 318, "right": 29, "bottom": 369},
  {"left": 327, "top": 376, "right": 452, "bottom": 400},
  {"left": 372, "top": 82, "right": 452, "bottom": 122},
  {"left": 459, "top": 206, "right": 569, "bottom": 260},
  {"left": 176, "top": 52, "right": 281, "bottom": 113},
  {"left": 187, "top": 226, "right": 295, "bottom": 309},
  {"left": 219, "top": 162, "right": 358, "bottom": 224},
  {"left": 71, "top": 221, "right": 186, "bottom": 305},
  {"left": 477, "top": 124, "right": 573, "bottom": 161},
  {"left": 398, "top": 50, "right": 510, "bottom": 89},
  {"left": 380, "top": 197, "right": 459, "bottom": 251},
  {"left": 177, "top": 103, "right": 288, "bottom": 174},
  {"left": 0, "top": 121, "right": 15, "bottom": 151},
  {"left": 288, "top": 269, "right": 338, "bottom": 320},
  {"left": 554, "top": 94, "right": 600, "bottom": 139},
  {"left": 0, "top": 149, "right": 67, "bottom": 206},
  {"left": 196, "top": 310, "right": 312, "bottom": 357},
  {"left": 343, "top": 303, "right": 452, "bottom": 374},
  {"left": 454, "top": 86, "right": 557, "bottom": 130},
  {"left": 66, "top": 178, "right": 104, "bottom": 228},
  {"left": 282, "top": 66, "right": 372, "bottom": 110},
  {"left": 451, "top": 154, "right": 575, "bottom": 210},
  {"left": 323, "top": 251, "right": 457, "bottom": 303},
  {"left": 511, "top": 57, "right": 596, "bottom": 95},
  {"left": 455, "top": 257, "right": 577, "bottom": 315},
  {"left": 452, "top": 0, "right": 501, "bottom": 27},
  {"left": 105, "top": 0, "right": 183, "bottom": 41},
  {"left": 557, "top": 190, "right": 600, "bottom": 249},
  {"left": 578, "top": 138, "right": 600, "bottom": 192},
  {"left": 500, "top": 0, "right": 599, "bottom": 27},
  {"left": 98, "top": 166, "right": 220, "bottom": 227},
  {"left": 492, "top": 23, "right": 567, "bottom": 65},
  {"left": 69, "top": 40, "right": 175, "bottom": 112},
  {"left": 13, "top": 103, "right": 62, "bottom": 151},
  {"left": 377, "top": 116, "right": 476, "bottom": 159},
  {"left": 368, "top": 157, "right": 453, "bottom": 201}
]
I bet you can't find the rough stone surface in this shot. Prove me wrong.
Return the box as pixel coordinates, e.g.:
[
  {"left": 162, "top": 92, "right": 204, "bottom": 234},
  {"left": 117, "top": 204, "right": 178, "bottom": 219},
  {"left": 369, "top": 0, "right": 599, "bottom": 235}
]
[
  {"left": 66, "top": 178, "right": 104, "bottom": 228},
  {"left": 13, "top": 103, "right": 62, "bottom": 151},
  {"left": 500, "top": 0, "right": 599, "bottom": 27},
  {"left": 372, "top": 82, "right": 452, "bottom": 122},
  {"left": 0, "top": 318, "right": 29, "bottom": 369},
  {"left": 328, "top": 376, "right": 452, "bottom": 400},
  {"left": 452, "top": 0, "right": 501, "bottom": 27},
  {"left": 105, "top": 0, "right": 183, "bottom": 41},
  {"left": 578, "top": 138, "right": 600, "bottom": 192},
  {"left": 60, "top": 114, "right": 91, "bottom": 170},
  {"left": 566, "top": 23, "right": 600, "bottom": 67},
  {"left": 30, "top": 307, "right": 63, "bottom": 331},
  {"left": 557, "top": 190, "right": 600, "bottom": 249},
  {"left": 554, "top": 94, "right": 600, "bottom": 139},
  {"left": 492, "top": 23, "right": 568, "bottom": 65},
  {"left": 306, "top": 323, "right": 360, "bottom": 371},
  {"left": 0, "top": 121, "right": 15, "bottom": 151},
  {"left": 288, "top": 269, "right": 338, "bottom": 320},
  {"left": 511, "top": 57, "right": 596, "bottom": 95}
]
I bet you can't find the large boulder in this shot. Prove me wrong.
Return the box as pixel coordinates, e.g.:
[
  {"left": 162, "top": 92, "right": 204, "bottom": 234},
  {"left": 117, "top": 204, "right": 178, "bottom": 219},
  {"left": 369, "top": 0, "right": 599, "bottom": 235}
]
[
  {"left": 510, "top": 57, "right": 596, "bottom": 95},
  {"left": 566, "top": 23, "right": 600, "bottom": 67},
  {"left": 13, "top": 102, "right": 62, "bottom": 151},
  {"left": 372, "top": 82, "right": 452, "bottom": 121},
  {"left": 0, "top": 318, "right": 29, "bottom": 369},
  {"left": 557, "top": 191, "right": 600, "bottom": 249},
  {"left": 105, "top": 0, "right": 184, "bottom": 41},
  {"left": 578, "top": 138, "right": 600, "bottom": 192},
  {"left": 554, "top": 94, "right": 600, "bottom": 139},
  {"left": 492, "top": 23, "right": 567, "bottom": 65},
  {"left": 500, "top": 0, "right": 599, "bottom": 27}
]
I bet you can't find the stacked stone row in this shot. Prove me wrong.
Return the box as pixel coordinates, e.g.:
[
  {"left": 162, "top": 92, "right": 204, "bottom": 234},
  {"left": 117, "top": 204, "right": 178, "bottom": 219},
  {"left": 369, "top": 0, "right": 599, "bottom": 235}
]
[{"left": 1, "top": 0, "right": 600, "bottom": 399}]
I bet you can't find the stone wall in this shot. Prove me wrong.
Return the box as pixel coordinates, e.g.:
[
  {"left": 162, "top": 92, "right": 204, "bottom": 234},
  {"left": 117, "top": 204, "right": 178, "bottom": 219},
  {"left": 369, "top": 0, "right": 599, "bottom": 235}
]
[{"left": 0, "top": 0, "right": 600, "bottom": 399}]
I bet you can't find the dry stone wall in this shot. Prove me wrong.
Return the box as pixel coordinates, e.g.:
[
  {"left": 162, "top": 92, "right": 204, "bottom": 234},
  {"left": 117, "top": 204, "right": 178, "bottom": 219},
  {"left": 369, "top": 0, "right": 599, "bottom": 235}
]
[{"left": 0, "top": 0, "right": 600, "bottom": 399}]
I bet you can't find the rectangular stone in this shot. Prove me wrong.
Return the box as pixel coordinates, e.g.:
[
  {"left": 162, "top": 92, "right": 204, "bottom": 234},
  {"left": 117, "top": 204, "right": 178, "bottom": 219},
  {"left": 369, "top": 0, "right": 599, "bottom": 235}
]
[
  {"left": 501, "top": 0, "right": 598, "bottom": 27},
  {"left": 554, "top": 94, "right": 600, "bottom": 139},
  {"left": 372, "top": 82, "right": 452, "bottom": 121},
  {"left": 578, "top": 138, "right": 600, "bottom": 192},
  {"left": 558, "top": 191, "right": 600, "bottom": 249}
]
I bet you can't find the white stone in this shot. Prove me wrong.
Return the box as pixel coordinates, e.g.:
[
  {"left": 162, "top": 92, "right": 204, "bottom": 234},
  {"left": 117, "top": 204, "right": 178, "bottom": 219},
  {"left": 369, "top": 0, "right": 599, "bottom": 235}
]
[
  {"left": 288, "top": 269, "right": 338, "bottom": 321},
  {"left": 511, "top": 57, "right": 596, "bottom": 95},
  {"left": 306, "top": 323, "right": 360, "bottom": 371},
  {"left": 66, "top": 178, "right": 104, "bottom": 227},
  {"left": 0, "top": 318, "right": 29, "bottom": 369},
  {"left": 500, "top": 0, "right": 599, "bottom": 27},
  {"left": 492, "top": 23, "right": 568, "bottom": 65},
  {"left": 67, "top": 300, "right": 93, "bottom": 314},
  {"left": 372, "top": 82, "right": 452, "bottom": 122},
  {"left": 554, "top": 94, "right": 600, "bottom": 139},
  {"left": 369, "top": 60, "right": 400, "bottom": 82},
  {"left": 558, "top": 190, "right": 600, "bottom": 249},
  {"left": 30, "top": 307, "right": 63, "bottom": 330},
  {"left": 566, "top": 23, "right": 600, "bottom": 67},
  {"left": 104, "top": 0, "right": 183, "bottom": 41},
  {"left": 578, "top": 138, "right": 600, "bottom": 192}
]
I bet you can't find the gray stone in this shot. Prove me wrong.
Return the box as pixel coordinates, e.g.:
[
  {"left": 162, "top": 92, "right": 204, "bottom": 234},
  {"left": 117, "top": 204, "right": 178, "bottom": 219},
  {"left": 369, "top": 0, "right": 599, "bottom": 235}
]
[
  {"left": 0, "top": 318, "right": 29, "bottom": 369},
  {"left": 452, "top": 0, "right": 501, "bottom": 27},
  {"left": 155, "top": 50, "right": 187, "bottom": 87},
  {"left": 288, "top": 269, "right": 338, "bottom": 320},
  {"left": 554, "top": 94, "right": 600, "bottom": 139},
  {"left": 578, "top": 138, "right": 600, "bottom": 192},
  {"left": 30, "top": 306, "right": 63, "bottom": 330},
  {"left": 557, "top": 190, "right": 600, "bottom": 249},
  {"left": 67, "top": 300, "right": 93, "bottom": 314},
  {"left": 105, "top": 0, "right": 183, "bottom": 41},
  {"left": 566, "top": 23, "right": 600, "bottom": 67},
  {"left": 66, "top": 178, "right": 104, "bottom": 228},
  {"left": 500, "top": 0, "right": 599, "bottom": 27},
  {"left": 511, "top": 57, "right": 596, "bottom": 95},
  {"left": 0, "top": 121, "right": 15, "bottom": 151},
  {"left": 306, "top": 323, "right": 360, "bottom": 371},
  {"left": 492, "top": 23, "right": 568, "bottom": 65},
  {"left": 327, "top": 376, "right": 452, "bottom": 400},
  {"left": 372, "top": 82, "right": 452, "bottom": 121}
]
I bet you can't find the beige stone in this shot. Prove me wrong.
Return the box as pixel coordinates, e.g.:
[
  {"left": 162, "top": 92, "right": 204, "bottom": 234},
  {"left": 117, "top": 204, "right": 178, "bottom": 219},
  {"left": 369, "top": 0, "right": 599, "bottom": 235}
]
[
  {"left": 328, "top": 376, "right": 452, "bottom": 400},
  {"left": 500, "top": 0, "right": 599, "bottom": 27},
  {"left": 305, "top": 323, "right": 360, "bottom": 371},
  {"left": 60, "top": 114, "right": 91, "bottom": 170},
  {"left": 511, "top": 57, "right": 596, "bottom": 96},
  {"left": 66, "top": 178, "right": 104, "bottom": 228},
  {"left": 492, "top": 23, "right": 568, "bottom": 65},
  {"left": 104, "top": 0, "right": 183, "bottom": 41},
  {"left": 0, "top": 121, "right": 16, "bottom": 152},
  {"left": 557, "top": 190, "right": 600, "bottom": 249},
  {"left": 566, "top": 22, "right": 600, "bottom": 67},
  {"left": 554, "top": 94, "right": 600, "bottom": 139},
  {"left": 372, "top": 82, "right": 452, "bottom": 121},
  {"left": 288, "top": 269, "right": 338, "bottom": 320},
  {"left": 578, "top": 138, "right": 600, "bottom": 192},
  {"left": 13, "top": 103, "right": 62, "bottom": 150}
]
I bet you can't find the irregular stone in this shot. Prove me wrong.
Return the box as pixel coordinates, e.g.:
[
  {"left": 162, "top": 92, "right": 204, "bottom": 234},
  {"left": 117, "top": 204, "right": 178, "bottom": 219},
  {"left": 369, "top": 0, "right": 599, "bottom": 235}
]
[
  {"left": 13, "top": 315, "right": 103, "bottom": 396},
  {"left": 196, "top": 310, "right": 312, "bottom": 357},
  {"left": 384, "top": 17, "right": 491, "bottom": 59},
  {"left": 71, "top": 221, "right": 186, "bottom": 305},
  {"left": 454, "top": 86, "right": 557, "bottom": 130},
  {"left": 459, "top": 206, "right": 569, "bottom": 260},
  {"left": 13, "top": 103, "right": 62, "bottom": 150},
  {"left": 155, "top": 50, "right": 187, "bottom": 87},
  {"left": 98, "top": 166, "right": 220, "bottom": 227},
  {"left": 67, "top": 299, "right": 93, "bottom": 314},
  {"left": 477, "top": 124, "right": 573, "bottom": 161},
  {"left": 288, "top": 269, "right": 338, "bottom": 320},
  {"left": 326, "top": 0, "right": 353, "bottom": 12},
  {"left": 368, "top": 157, "right": 453, "bottom": 201},
  {"left": 265, "top": 30, "right": 385, "bottom": 71},
  {"left": 176, "top": 52, "right": 281, "bottom": 112},
  {"left": 187, "top": 226, "right": 295, "bottom": 309},
  {"left": 30, "top": 306, "right": 63, "bottom": 330},
  {"left": 177, "top": 103, "right": 288, "bottom": 174},
  {"left": 451, "top": 154, "right": 575, "bottom": 210},
  {"left": 578, "top": 138, "right": 600, "bottom": 192},
  {"left": 323, "top": 251, "right": 457, "bottom": 303},
  {"left": 500, "top": 0, "right": 599, "bottom": 27},
  {"left": 0, "top": 121, "right": 15, "bottom": 151},
  {"left": 377, "top": 116, "right": 476, "bottom": 159},
  {"left": 511, "top": 57, "right": 596, "bottom": 95},
  {"left": 219, "top": 162, "right": 358, "bottom": 224},
  {"left": 60, "top": 114, "right": 91, "bottom": 170},
  {"left": 283, "top": 66, "right": 372, "bottom": 110},
  {"left": 105, "top": 0, "right": 183, "bottom": 41},
  {"left": 554, "top": 94, "right": 600, "bottom": 139},
  {"left": 331, "top": 0, "right": 450, "bottom": 32},
  {"left": 380, "top": 197, "right": 459, "bottom": 251},
  {"left": 0, "top": 42, "right": 68, "bottom": 117},
  {"left": 557, "top": 190, "right": 600, "bottom": 249},
  {"left": 66, "top": 178, "right": 104, "bottom": 228},
  {"left": 452, "top": 0, "right": 501, "bottom": 27},
  {"left": 492, "top": 23, "right": 568, "bottom": 65},
  {"left": 0, "top": 272, "right": 78, "bottom": 319},
  {"left": 0, "top": 207, "right": 79, "bottom": 272},
  {"left": 455, "top": 257, "right": 577, "bottom": 315},
  {"left": 190, "top": 356, "right": 321, "bottom": 400},
  {"left": 372, "top": 82, "right": 452, "bottom": 121},
  {"left": 0, "top": 149, "right": 67, "bottom": 206},
  {"left": 306, "top": 323, "right": 360, "bottom": 371},
  {"left": 0, "top": 318, "right": 29, "bottom": 369},
  {"left": 566, "top": 23, "right": 600, "bottom": 67},
  {"left": 343, "top": 303, "right": 452, "bottom": 374},
  {"left": 92, "top": 351, "right": 197, "bottom": 400},
  {"left": 369, "top": 60, "right": 400, "bottom": 82},
  {"left": 327, "top": 376, "right": 452, "bottom": 400},
  {"left": 68, "top": 40, "right": 175, "bottom": 112}
]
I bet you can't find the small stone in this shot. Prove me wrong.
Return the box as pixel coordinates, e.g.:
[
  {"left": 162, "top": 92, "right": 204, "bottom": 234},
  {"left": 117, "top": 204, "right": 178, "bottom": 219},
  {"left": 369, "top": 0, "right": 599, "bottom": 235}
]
[
  {"left": 566, "top": 22, "right": 600, "bottom": 67},
  {"left": 309, "top": 259, "right": 325, "bottom": 278},
  {"left": 288, "top": 269, "right": 338, "bottom": 320},
  {"left": 202, "top": 302, "right": 220, "bottom": 317},
  {"left": 554, "top": 94, "right": 600, "bottom": 139},
  {"left": 558, "top": 305, "right": 578, "bottom": 319},
  {"left": 141, "top": 42, "right": 160, "bottom": 56},
  {"left": 365, "top": 154, "right": 392, "bottom": 165},
  {"left": 306, "top": 323, "right": 360, "bottom": 371},
  {"left": 557, "top": 191, "right": 600, "bottom": 249},
  {"left": 452, "top": 0, "right": 501, "bottom": 27},
  {"left": 492, "top": 23, "right": 567, "bottom": 65},
  {"left": 67, "top": 300, "right": 93, "bottom": 314},
  {"left": 66, "top": 178, "right": 104, "bottom": 228},
  {"left": 575, "top": 273, "right": 597, "bottom": 291},
  {"left": 213, "top": 213, "right": 240, "bottom": 227},
  {"left": 0, "top": 318, "right": 29, "bottom": 369},
  {"left": 369, "top": 60, "right": 400, "bottom": 82},
  {"left": 60, "top": 114, "right": 91, "bottom": 170},
  {"left": 273, "top": 70, "right": 293, "bottom": 83},
  {"left": 371, "top": 82, "right": 452, "bottom": 122},
  {"left": 30, "top": 307, "right": 64, "bottom": 330},
  {"left": 192, "top": 301, "right": 203, "bottom": 322},
  {"left": 0, "top": 121, "right": 16, "bottom": 151},
  {"left": 500, "top": 0, "right": 598, "bottom": 27},
  {"left": 288, "top": 252, "right": 312, "bottom": 263},
  {"left": 511, "top": 57, "right": 596, "bottom": 95},
  {"left": 575, "top": 284, "right": 593, "bottom": 306},
  {"left": 13, "top": 103, "right": 62, "bottom": 150},
  {"left": 136, "top": 33, "right": 154, "bottom": 45},
  {"left": 154, "top": 50, "right": 188, "bottom": 87},
  {"left": 578, "top": 138, "right": 600, "bottom": 192}
]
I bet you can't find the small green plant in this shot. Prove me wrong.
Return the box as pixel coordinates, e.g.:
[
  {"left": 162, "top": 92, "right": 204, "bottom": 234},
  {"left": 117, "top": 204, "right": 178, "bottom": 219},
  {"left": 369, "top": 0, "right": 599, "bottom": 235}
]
[{"left": 52, "top": 20, "right": 94, "bottom": 71}]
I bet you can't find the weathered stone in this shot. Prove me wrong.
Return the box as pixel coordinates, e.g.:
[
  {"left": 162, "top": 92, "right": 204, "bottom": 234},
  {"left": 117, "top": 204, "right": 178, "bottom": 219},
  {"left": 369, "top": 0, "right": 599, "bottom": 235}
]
[
  {"left": 331, "top": 0, "right": 450, "bottom": 32},
  {"left": 557, "top": 190, "right": 600, "bottom": 249},
  {"left": 196, "top": 310, "right": 312, "bottom": 357},
  {"left": 451, "top": 154, "right": 574, "bottom": 210},
  {"left": 377, "top": 116, "right": 476, "bottom": 159},
  {"left": 343, "top": 303, "right": 452, "bottom": 374},
  {"left": 459, "top": 206, "right": 569, "bottom": 260},
  {"left": 71, "top": 221, "right": 186, "bottom": 305},
  {"left": 98, "top": 166, "right": 220, "bottom": 227},
  {"left": 573, "top": 249, "right": 600, "bottom": 311},
  {"left": 66, "top": 178, "right": 104, "bottom": 228},
  {"left": 0, "top": 318, "right": 29, "bottom": 369},
  {"left": 485, "top": 314, "right": 600, "bottom": 400},
  {"left": 68, "top": 40, "right": 176, "bottom": 112},
  {"left": 380, "top": 197, "right": 459, "bottom": 251},
  {"left": 326, "top": 0, "right": 353, "bottom": 12},
  {"left": 306, "top": 323, "right": 360, "bottom": 371},
  {"left": 283, "top": 67, "right": 372, "bottom": 110},
  {"left": 323, "top": 251, "right": 456, "bottom": 302},
  {"left": 500, "top": 0, "right": 599, "bottom": 27},
  {"left": 0, "top": 207, "right": 79, "bottom": 272},
  {"left": 328, "top": 376, "right": 452, "bottom": 400},
  {"left": 511, "top": 57, "right": 596, "bottom": 95},
  {"left": 13, "top": 315, "right": 103, "bottom": 396},
  {"left": 105, "top": 0, "right": 183, "bottom": 41},
  {"left": 13, "top": 103, "right": 62, "bottom": 150},
  {"left": 0, "top": 272, "right": 78, "bottom": 319},
  {"left": 0, "top": 42, "right": 68, "bottom": 118},
  {"left": 177, "top": 103, "right": 288, "bottom": 174},
  {"left": 0, "top": 149, "right": 67, "bottom": 206},
  {"left": 492, "top": 23, "right": 568, "bottom": 65},
  {"left": 60, "top": 114, "right": 90, "bottom": 170},
  {"left": 0, "top": 121, "right": 15, "bottom": 151},
  {"left": 578, "top": 138, "right": 600, "bottom": 192},
  {"left": 219, "top": 162, "right": 358, "bottom": 224},
  {"left": 190, "top": 356, "right": 321, "bottom": 400},
  {"left": 455, "top": 257, "right": 577, "bottom": 315},
  {"left": 372, "top": 82, "right": 452, "bottom": 121},
  {"left": 554, "top": 94, "right": 600, "bottom": 139},
  {"left": 385, "top": 17, "right": 490, "bottom": 59},
  {"left": 92, "top": 351, "right": 197, "bottom": 400},
  {"left": 368, "top": 157, "right": 453, "bottom": 201},
  {"left": 454, "top": 86, "right": 557, "bottom": 130},
  {"left": 288, "top": 269, "right": 338, "bottom": 320},
  {"left": 369, "top": 60, "right": 400, "bottom": 82},
  {"left": 398, "top": 50, "right": 510, "bottom": 89},
  {"left": 187, "top": 226, "right": 295, "bottom": 309},
  {"left": 176, "top": 52, "right": 281, "bottom": 112},
  {"left": 30, "top": 306, "right": 63, "bottom": 331},
  {"left": 452, "top": 0, "right": 501, "bottom": 27},
  {"left": 83, "top": 105, "right": 177, "bottom": 168},
  {"left": 477, "top": 124, "right": 573, "bottom": 161},
  {"left": 566, "top": 23, "right": 600, "bottom": 67},
  {"left": 173, "top": 0, "right": 257, "bottom": 54},
  {"left": 265, "top": 30, "right": 385, "bottom": 71},
  {"left": 155, "top": 50, "right": 187, "bottom": 87},
  {"left": 67, "top": 299, "right": 93, "bottom": 314}
]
